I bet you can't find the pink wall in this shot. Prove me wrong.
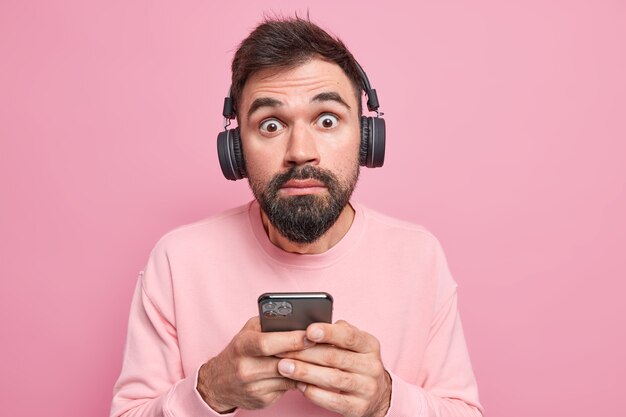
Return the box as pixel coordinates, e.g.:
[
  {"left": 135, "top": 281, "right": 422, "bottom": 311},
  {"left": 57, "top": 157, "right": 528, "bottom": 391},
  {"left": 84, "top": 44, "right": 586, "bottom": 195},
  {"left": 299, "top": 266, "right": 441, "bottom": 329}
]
[{"left": 1, "top": 1, "right": 625, "bottom": 415}]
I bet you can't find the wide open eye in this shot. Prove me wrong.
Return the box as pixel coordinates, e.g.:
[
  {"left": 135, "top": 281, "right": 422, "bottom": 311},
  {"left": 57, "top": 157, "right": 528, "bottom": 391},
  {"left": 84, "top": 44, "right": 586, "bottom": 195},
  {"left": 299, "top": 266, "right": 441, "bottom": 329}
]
[
  {"left": 316, "top": 114, "right": 339, "bottom": 129},
  {"left": 259, "top": 118, "right": 285, "bottom": 135}
]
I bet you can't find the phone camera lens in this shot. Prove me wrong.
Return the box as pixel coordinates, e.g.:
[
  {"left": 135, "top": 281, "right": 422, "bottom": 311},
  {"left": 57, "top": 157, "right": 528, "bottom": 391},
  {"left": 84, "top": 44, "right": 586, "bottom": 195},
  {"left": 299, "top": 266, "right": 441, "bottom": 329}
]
[
  {"left": 277, "top": 303, "right": 292, "bottom": 315},
  {"left": 261, "top": 300, "right": 292, "bottom": 317}
]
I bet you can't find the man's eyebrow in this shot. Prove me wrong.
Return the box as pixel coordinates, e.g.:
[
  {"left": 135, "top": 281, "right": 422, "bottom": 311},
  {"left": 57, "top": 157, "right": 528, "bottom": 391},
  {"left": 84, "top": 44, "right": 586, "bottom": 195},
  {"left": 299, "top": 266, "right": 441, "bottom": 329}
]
[
  {"left": 311, "top": 91, "right": 351, "bottom": 110},
  {"left": 246, "top": 92, "right": 351, "bottom": 119},
  {"left": 247, "top": 97, "right": 283, "bottom": 119}
]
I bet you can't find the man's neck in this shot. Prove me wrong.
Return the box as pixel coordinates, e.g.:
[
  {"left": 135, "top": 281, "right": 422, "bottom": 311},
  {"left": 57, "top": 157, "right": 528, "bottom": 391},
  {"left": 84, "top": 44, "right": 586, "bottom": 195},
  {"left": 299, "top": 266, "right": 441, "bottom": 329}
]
[{"left": 259, "top": 203, "right": 355, "bottom": 255}]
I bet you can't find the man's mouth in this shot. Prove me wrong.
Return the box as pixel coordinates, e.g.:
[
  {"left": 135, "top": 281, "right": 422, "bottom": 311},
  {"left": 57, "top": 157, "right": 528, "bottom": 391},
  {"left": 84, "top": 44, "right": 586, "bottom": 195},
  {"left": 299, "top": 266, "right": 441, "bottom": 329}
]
[{"left": 279, "top": 179, "right": 327, "bottom": 196}]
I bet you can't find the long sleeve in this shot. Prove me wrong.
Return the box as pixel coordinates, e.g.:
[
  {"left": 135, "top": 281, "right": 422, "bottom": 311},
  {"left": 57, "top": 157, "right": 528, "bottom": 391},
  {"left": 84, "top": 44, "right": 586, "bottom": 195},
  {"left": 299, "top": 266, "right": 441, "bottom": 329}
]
[
  {"left": 385, "top": 290, "right": 483, "bottom": 417},
  {"left": 110, "top": 248, "right": 234, "bottom": 417}
]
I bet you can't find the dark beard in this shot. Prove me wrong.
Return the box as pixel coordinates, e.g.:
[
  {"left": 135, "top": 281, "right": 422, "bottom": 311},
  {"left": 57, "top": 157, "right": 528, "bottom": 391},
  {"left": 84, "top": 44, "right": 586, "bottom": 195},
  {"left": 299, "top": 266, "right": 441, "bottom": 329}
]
[{"left": 250, "top": 165, "right": 359, "bottom": 244}]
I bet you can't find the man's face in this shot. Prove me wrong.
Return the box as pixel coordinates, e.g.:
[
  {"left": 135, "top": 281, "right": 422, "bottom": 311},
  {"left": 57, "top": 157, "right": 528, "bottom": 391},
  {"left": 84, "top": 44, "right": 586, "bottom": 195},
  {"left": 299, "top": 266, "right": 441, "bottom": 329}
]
[{"left": 239, "top": 57, "right": 361, "bottom": 243}]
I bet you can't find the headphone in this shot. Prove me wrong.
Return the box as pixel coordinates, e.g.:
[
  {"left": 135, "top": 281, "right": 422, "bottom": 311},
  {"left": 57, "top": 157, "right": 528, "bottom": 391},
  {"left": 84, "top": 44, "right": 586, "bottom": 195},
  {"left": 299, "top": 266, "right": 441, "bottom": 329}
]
[{"left": 217, "top": 62, "right": 386, "bottom": 181}]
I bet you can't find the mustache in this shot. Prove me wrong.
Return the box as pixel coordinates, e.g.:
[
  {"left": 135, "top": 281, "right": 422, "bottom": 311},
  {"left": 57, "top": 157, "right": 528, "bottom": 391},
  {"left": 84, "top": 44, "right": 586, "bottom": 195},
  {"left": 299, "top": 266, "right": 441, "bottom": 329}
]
[{"left": 269, "top": 165, "right": 337, "bottom": 190}]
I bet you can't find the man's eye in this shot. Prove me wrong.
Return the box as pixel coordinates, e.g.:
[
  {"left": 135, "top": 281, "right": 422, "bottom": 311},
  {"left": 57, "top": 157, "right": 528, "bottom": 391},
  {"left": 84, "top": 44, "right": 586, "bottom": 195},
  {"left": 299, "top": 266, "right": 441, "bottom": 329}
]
[
  {"left": 259, "top": 119, "right": 285, "bottom": 134},
  {"left": 316, "top": 114, "right": 339, "bottom": 129}
]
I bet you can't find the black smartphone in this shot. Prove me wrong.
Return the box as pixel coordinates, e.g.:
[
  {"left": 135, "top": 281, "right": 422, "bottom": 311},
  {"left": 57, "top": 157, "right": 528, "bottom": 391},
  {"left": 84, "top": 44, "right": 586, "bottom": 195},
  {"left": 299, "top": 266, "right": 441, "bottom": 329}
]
[{"left": 258, "top": 292, "right": 333, "bottom": 332}]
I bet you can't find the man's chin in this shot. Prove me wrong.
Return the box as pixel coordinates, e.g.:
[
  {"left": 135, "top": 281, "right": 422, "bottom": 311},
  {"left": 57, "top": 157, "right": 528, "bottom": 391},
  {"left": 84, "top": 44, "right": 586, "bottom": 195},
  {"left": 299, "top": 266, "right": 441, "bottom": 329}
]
[{"left": 264, "top": 199, "right": 341, "bottom": 243}]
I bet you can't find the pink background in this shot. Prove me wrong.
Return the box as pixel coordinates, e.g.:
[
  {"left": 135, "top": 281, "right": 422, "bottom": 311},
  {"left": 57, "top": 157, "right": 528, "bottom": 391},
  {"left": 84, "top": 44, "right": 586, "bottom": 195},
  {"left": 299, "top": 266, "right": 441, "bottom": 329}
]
[{"left": 1, "top": 1, "right": 625, "bottom": 415}]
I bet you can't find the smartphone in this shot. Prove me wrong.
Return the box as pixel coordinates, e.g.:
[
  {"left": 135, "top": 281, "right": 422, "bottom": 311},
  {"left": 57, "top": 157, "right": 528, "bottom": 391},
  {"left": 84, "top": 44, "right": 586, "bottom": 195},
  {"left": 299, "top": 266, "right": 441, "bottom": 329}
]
[{"left": 258, "top": 292, "right": 333, "bottom": 332}]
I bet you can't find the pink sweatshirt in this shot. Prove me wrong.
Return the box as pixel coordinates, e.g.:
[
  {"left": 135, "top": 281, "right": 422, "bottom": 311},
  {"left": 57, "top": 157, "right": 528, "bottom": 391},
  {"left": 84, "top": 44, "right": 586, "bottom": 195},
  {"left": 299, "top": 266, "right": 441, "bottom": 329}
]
[{"left": 111, "top": 201, "right": 483, "bottom": 417}]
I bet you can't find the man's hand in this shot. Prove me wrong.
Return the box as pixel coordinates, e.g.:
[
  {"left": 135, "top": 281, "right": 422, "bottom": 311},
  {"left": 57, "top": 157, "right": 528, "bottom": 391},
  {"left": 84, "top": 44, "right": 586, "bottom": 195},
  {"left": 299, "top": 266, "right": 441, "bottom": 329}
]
[
  {"left": 197, "top": 316, "right": 314, "bottom": 413},
  {"left": 276, "top": 320, "right": 392, "bottom": 417}
]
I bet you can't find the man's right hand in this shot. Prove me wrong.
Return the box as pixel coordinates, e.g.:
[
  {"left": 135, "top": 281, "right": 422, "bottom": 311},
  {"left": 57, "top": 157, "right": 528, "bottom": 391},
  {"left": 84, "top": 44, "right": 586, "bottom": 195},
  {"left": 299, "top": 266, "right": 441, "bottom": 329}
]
[{"left": 196, "top": 316, "right": 315, "bottom": 413}]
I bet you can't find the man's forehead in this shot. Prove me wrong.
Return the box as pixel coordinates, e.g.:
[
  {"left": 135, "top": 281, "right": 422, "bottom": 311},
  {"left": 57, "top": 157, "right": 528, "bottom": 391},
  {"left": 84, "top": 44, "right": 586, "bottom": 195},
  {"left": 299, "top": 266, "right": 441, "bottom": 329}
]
[{"left": 240, "top": 58, "right": 356, "bottom": 107}]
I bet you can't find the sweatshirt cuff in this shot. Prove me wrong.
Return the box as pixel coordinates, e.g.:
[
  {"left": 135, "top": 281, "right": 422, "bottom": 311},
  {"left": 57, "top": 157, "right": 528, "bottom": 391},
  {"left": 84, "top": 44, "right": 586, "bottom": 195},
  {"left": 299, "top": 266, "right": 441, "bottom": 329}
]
[
  {"left": 164, "top": 366, "right": 238, "bottom": 417},
  {"left": 383, "top": 370, "right": 425, "bottom": 417}
]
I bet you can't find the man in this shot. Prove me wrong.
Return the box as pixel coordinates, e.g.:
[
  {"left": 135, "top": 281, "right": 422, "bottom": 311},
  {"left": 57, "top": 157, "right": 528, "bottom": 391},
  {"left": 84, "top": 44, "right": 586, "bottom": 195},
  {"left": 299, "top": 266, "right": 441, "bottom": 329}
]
[{"left": 111, "top": 16, "right": 483, "bottom": 417}]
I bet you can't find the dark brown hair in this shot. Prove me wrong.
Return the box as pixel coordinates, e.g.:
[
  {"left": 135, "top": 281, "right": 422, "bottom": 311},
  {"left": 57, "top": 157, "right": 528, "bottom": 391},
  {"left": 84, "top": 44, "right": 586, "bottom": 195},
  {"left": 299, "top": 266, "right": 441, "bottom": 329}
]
[{"left": 230, "top": 15, "right": 364, "bottom": 117}]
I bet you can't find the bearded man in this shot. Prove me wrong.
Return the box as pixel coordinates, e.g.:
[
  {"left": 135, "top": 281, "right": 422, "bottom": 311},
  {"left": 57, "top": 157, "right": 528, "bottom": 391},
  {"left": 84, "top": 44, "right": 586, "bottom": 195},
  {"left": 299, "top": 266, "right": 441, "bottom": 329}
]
[{"left": 111, "top": 16, "right": 483, "bottom": 417}]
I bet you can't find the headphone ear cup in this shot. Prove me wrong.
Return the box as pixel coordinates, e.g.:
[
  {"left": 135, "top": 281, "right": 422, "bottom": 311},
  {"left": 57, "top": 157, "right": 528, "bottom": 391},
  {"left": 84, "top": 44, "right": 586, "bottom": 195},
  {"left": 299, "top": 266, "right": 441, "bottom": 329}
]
[
  {"left": 369, "top": 116, "right": 386, "bottom": 168},
  {"left": 360, "top": 116, "right": 386, "bottom": 168},
  {"left": 231, "top": 127, "right": 247, "bottom": 179},
  {"left": 359, "top": 116, "right": 370, "bottom": 166},
  {"left": 217, "top": 128, "right": 247, "bottom": 180}
]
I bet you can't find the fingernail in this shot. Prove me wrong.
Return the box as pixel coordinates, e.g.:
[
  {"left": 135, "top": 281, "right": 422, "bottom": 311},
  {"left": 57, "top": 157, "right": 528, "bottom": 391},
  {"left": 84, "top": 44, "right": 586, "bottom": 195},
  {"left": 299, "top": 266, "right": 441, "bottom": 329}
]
[
  {"left": 310, "top": 328, "right": 324, "bottom": 341},
  {"left": 278, "top": 360, "right": 295, "bottom": 375},
  {"left": 297, "top": 382, "right": 307, "bottom": 392},
  {"left": 303, "top": 337, "right": 315, "bottom": 347}
]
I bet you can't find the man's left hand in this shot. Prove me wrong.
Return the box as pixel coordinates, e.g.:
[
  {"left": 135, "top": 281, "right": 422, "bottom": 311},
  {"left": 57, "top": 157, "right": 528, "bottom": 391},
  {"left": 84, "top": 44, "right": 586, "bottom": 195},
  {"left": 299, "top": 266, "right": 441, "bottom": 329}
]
[{"left": 276, "top": 320, "right": 392, "bottom": 417}]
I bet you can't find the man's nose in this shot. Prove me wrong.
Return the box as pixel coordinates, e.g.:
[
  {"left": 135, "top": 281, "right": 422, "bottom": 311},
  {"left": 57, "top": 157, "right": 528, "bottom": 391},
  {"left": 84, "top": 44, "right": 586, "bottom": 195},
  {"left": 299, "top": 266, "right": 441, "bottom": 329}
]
[{"left": 283, "top": 122, "right": 320, "bottom": 166}]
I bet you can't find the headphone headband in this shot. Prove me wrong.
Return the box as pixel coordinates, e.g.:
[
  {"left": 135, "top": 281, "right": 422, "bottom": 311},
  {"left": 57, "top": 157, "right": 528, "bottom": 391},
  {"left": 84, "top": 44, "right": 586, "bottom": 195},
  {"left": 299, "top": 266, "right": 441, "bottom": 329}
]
[{"left": 353, "top": 61, "right": 380, "bottom": 113}]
